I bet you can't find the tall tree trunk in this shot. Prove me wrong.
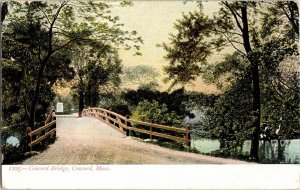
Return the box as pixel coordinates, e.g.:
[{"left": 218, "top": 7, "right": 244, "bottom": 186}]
[
  {"left": 27, "top": 1, "right": 66, "bottom": 129},
  {"left": 29, "top": 57, "right": 49, "bottom": 129},
  {"left": 78, "top": 76, "right": 84, "bottom": 117},
  {"left": 240, "top": 3, "right": 261, "bottom": 161},
  {"left": 87, "top": 83, "right": 92, "bottom": 107},
  {"left": 249, "top": 55, "right": 261, "bottom": 161}
]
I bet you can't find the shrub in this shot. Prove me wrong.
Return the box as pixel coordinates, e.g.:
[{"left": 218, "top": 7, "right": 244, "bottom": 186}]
[
  {"left": 131, "top": 100, "right": 184, "bottom": 128},
  {"left": 106, "top": 104, "right": 131, "bottom": 116},
  {"left": 1, "top": 144, "right": 24, "bottom": 164},
  {"left": 130, "top": 100, "right": 185, "bottom": 140}
]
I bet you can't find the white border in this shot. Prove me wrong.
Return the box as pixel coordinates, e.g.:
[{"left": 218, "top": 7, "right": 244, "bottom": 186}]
[{"left": 2, "top": 165, "right": 300, "bottom": 189}]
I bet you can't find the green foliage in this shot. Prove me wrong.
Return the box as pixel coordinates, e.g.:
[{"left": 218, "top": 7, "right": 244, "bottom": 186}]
[
  {"left": 85, "top": 52, "right": 122, "bottom": 107},
  {"left": 184, "top": 91, "right": 218, "bottom": 109},
  {"left": 160, "top": 1, "right": 299, "bottom": 160},
  {"left": 2, "top": 9, "right": 74, "bottom": 125},
  {"left": 71, "top": 45, "right": 123, "bottom": 109},
  {"left": 53, "top": 95, "right": 75, "bottom": 114},
  {"left": 1, "top": 144, "right": 24, "bottom": 164},
  {"left": 203, "top": 76, "right": 253, "bottom": 140},
  {"left": 260, "top": 55, "right": 300, "bottom": 139},
  {"left": 4, "top": 0, "right": 142, "bottom": 124},
  {"left": 121, "top": 65, "right": 159, "bottom": 90},
  {"left": 98, "top": 93, "right": 131, "bottom": 116},
  {"left": 131, "top": 100, "right": 184, "bottom": 128},
  {"left": 160, "top": 4, "right": 218, "bottom": 88},
  {"left": 123, "top": 88, "right": 193, "bottom": 120},
  {"left": 260, "top": 1, "right": 298, "bottom": 39},
  {"left": 202, "top": 52, "right": 248, "bottom": 90}
]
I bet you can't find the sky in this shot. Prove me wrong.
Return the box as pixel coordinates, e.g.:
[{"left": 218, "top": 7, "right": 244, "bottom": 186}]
[{"left": 111, "top": 1, "right": 231, "bottom": 94}]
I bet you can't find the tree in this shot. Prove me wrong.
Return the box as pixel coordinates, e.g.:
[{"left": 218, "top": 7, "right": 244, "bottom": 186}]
[
  {"left": 202, "top": 54, "right": 253, "bottom": 154},
  {"left": 121, "top": 65, "right": 159, "bottom": 90},
  {"left": 71, "top": 44, "right": 123, "bottom": 115},
  {"left": 3, "top": 18, "right": 74, "bottom": 126},
  {"left": 1, "top": 2, "right": 8, "bottom": 22},
  {"left": 6, "top": 0, "right": 142, "bottom": 128},
  {"left": 131, "top": 100, "right": 183, "bottom": 126},
  {"left": 122, "top": 88, "right": 193, "bottom": 120},
  {"left": 161, "top": 2, "right": 298, "bottom": 160},
  {"left": 160, "top": 6, "right": 214, "bottom": 89},
  {"left": 256, "top": 1, "right": 299, "bottom": 140}
]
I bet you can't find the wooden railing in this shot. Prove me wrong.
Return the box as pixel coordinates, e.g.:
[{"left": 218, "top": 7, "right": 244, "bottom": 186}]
[
  {"left": 82, "top": 107, "right": 191, "bottom": 147},
  {"left": 26, "top": 109, "right": 57, "bottom": 151}
]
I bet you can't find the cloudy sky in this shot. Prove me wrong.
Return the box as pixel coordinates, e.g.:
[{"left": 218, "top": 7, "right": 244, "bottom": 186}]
[{"left": 111, "top": 1, "right": 231, "bottom": 93}]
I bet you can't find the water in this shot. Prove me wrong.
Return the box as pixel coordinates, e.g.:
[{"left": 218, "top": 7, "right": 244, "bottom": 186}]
[
  {"left": 192, "top": 138, "right": 300, "bottom": 163},
  {"left": 191, "top": 139, "right": 220, "bottom": 154}
]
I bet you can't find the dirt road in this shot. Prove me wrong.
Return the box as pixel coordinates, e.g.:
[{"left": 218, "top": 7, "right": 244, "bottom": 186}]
[{"left": 21, "top": 116, "right": 248, "bottom": 164}]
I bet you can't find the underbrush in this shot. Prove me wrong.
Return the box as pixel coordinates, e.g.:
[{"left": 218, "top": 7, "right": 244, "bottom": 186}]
[
  {"left": 142, "top": 138, "right": 199, "bottom": 153},
  {"left": 201, "top": 149, "right": 251, "bottom": 162},
  {"left": 1, "top": 137, "right": 56, "bottom": 164},
  {"left": 1, "top": 144, "right": 25, "bottom": 164}
]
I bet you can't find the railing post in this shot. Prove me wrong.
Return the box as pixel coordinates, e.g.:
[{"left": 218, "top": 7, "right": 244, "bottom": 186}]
[
  {"left": 103, "top": 110, "right": 105, "bottom": 121},
  {"left": 95, "top": 109, "right": 98, "bottom": 119},
  {"left": 185, "top": 125, "right": 191, "bottom": 148},
  {"left": 52, "top": 110, "right": 56, "bottom": 138},
  {"left": 105, "top": 111, "right": 109, "bottom": 123},
  {"left": 87, "top": 109, "right": 90, "bottom": 117},
  {"left": 125, "top": 115, "right": 129, "bottom": 136},
  {"left": 87, "top": 107, "right": 90, "bottom": 117},
  {"left": 117, "top": 117, "right": 122, "bottom": 131},
  {"left": 150, "top": 120, "right": 154, "bottom": 140},
  {"left": 108, "top": 108, "right": 112, "bottom": 124},
  {"left": 26, "top": 127, "right": 32, "bottom": 152},
  {"left": 42, "top": 120, "right": 47, "bottom": 137}
]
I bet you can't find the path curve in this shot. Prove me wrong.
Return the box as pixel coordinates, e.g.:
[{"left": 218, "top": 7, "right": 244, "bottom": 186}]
[{"left": 22, "top": 116, "right": 248, "bottom": 164}]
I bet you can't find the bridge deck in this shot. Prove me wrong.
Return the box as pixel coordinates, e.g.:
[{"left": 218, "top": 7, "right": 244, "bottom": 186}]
[{"left": 21, "top": 116, "right": 247, "bottom": 164}]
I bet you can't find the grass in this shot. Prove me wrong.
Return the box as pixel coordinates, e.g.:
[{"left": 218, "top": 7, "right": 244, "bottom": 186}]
[{"left": 141, "top": 138, "right": 200, "bottom": 153}]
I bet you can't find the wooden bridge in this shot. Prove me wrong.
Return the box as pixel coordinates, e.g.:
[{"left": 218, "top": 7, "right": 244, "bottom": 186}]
[{"left": 22, "top": 108, "right": 247, "bottom": 164}]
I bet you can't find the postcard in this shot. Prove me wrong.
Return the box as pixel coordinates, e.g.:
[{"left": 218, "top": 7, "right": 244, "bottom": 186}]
[{"left": 1, "top": 0, "right": 299, "bottom": 189}]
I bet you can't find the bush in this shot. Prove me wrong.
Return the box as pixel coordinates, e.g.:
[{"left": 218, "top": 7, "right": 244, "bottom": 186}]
[
  {"left": 122, "top": 88, "right": 193, "bottom": 120},
  {"left": 131, "top": 100, "right": 184, "bottom": 128},
  {"left": 98, "top": 96, "right": 131, "bottom": 116},
  {"left": 105, "top": 104, "right": 131, "bottom": 116},
  {"left": 131, "top": 100, "right": 184, "bottom": 140},
  {"left": 1, "top": 144, "right": 24, "bottom": 164}
]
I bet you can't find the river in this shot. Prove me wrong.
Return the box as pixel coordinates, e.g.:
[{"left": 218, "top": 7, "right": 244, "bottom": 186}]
[{"left": 192, "top": 139, "right": 300, "bottom": 163}]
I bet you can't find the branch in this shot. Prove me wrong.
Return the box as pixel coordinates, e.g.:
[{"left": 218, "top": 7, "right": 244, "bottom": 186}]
[
  {"left": 222, "top": 1, "right": 243, "bottom": 31},
  {"left": 281, "top": 6, "right": 292, "bottom": 22},
  {"left": 218, "top": 30, "right": 243, "bottom": 37},
  {"left": 37, "top": 6, "right": 51, "bottom": 25},
  {"left": 283, "top": 2, "right": 299, "bottom": 36},
  {"left": 277, "top": 77, "right": 300, "bottom": 93},
  {"left": 214, "top": 29, "right": 244, "bottom": 44},
  {"left": 270, "top": 80, "right": 300, "bottom": 115},
  {"left": 47, "top": 0, "right": 70, "bottom": 53},
  {"left": 222, "top": 32, "right": 247, "bottom": 56},
  {"left": 52, "top": 38, "right": 78, "bottom": 54}
]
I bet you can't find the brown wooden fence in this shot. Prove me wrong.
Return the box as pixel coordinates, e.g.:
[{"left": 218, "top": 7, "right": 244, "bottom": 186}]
[
  {"left": 26, "top": 109, "right": 57, "bottom": 151},
  {"left": 82, "top": 107, "right": 191, "bottom": 147}
]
